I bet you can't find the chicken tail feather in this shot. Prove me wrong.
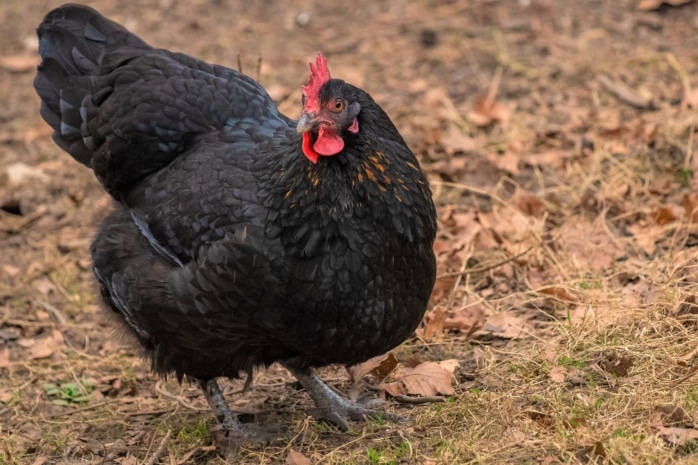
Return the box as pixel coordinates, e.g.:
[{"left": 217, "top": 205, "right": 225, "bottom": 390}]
[{"left": 33, "top": 4, "right": 149, "bottom": 167}]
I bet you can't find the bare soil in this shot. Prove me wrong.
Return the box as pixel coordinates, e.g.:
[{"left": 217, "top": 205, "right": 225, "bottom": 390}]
[{"left": 1, "top": 0, "right": 698, "bottom": 464}]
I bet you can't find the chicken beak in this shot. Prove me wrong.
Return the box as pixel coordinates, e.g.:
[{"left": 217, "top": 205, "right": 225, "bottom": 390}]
[{"left": 296, "top": 112, "right": 317, "bottom": 133}]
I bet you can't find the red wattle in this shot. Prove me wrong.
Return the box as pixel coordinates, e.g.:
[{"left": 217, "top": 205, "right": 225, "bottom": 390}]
[
  {"left": 302, "top": 132, "right": 319, "bottom": 164},
  {"left": 313, "top": 127, "right": 344, "bottom": 156}
]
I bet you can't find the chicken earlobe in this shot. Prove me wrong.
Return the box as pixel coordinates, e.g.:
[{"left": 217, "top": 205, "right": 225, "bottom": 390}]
[{"left": 282, "top": 364, "right": 405, "bottom": 431}]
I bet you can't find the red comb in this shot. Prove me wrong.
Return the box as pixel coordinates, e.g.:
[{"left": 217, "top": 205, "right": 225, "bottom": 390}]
[{"left": 302, "top": 52, "right": 331, "bottom": 112}]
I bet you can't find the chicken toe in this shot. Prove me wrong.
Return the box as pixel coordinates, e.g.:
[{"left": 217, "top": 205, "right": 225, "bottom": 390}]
[{"left": 284, "top": 365, "right": 405, "bottom": 431}]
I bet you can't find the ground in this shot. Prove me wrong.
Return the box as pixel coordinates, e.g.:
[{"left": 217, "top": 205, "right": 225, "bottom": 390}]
[{"left": 1, "top": 0, "right": 698, "bottom": 464}]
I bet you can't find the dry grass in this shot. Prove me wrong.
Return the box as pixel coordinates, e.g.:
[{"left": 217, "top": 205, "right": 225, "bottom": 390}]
[{"left": 2, "top": 0, "right": 698, "bottom": 464}]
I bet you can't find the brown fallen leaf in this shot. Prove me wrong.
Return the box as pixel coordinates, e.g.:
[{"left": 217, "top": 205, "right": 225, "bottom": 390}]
[
  {"left": 480, "top": 204, "right": 544, "bottom": 255},
  {"left": 564, "top": 417, "right": 589, "bottom": 429},
  {"left": 0, "top": 389, "right": 13, "bottom": 404},
  {"left": 650, "top": 404, "right": 698, "bottom": 445},
  {"left": 652, "top": 205, "right": 679, "bottom": 225},
  {"left": 565, "top": 367, "right": 587, "bottom": 387},
  {"left": 349, "top": 352, "right": 398, "bottom": 383},
  {"left": 475, "top": 312, "right": 533, "bottom": 339},
  {"left": 558, "top": 217, "right": 624, "bottom": 272},
  {"left": 450, "top": 210, "right": 481, "bottom": 264},
  {"left": 525, "top": 409, "right": 555, "bottom": 428},
  {"left": 428, "top": 156, "right": 468, "bottom": 180},
  {"left": 380, "top": 361, "right": 454, "bottom": 397},
  {"left": 467, "top": 96, "right": 509, "bottom": 128},
  {"left": 485, "top": 151, "right": 520, "bottom": 175},
  {"left": 538, "top": 455, "right": 558, "bottom": 465},
  {"left": 438, "top": 359, "right": 460, "bottom": 374},
  {"left": 431, "top": 274, "right": 456, "bottom": 304},
  {"left": 286, "top": 449, "right": 311, "bottom": 465},
  {"left": 0, "top": 346, "right": 10, "bottom": 368},
  {"left": 621, "top": 281, "right": 662, "bottom": 308},
  {"left": 439, "top": 126, "right": 476, "bottom": 155},
  {"left": 504, "top": 426, "right": 527, "bottom": 443},
  {"left": 521, "top": 150, "right": 572, "bottom": 170},
  {"left": 541, "top": 346, "right": 557, "bottom": 364},
  {"left": 679, "top": 344, "right": 698, "bottom": 361},
  {"left": 566, "top": 305, "right": 618, "bottom": 329},
  {"left": 681, "top": 194, "right": 698, "bottom": 223},
  {"left": 649, "top": 176, "right": 679, "bottom": 196},
  {"left": 578, "top": 441, "right": 606, "bottom": 461},
  {"left": 592, "top": 441, "right": 607, "bottom": 459},
  {"left": 29, "top": 329, "right": 64, "bottom": 360},
  {"left": 549, "top": 365, "right": 566, "bottom": 383},
  {"left": 512, "top": 191, "right": 546, "bottom": 218},
  {"left": 421, "top": 305, "right": 448, "bottom": 340},
  {"left": 539, "top": 286, "right": 577, "bottom": 302},
  {"left": 654, "top": 404, "right": 692, "bottom": 425},
  {"left": 674, "top": 294, "right": 698, "bottom": 318},
  {"left": 443, "top": 304, "right": 484, "bottom": 336},
  {"left": 433, "top": 239, "right": 452, "bottom": 256},
  {"left": 625, "top": 219, "right": 659, "bottom": 256},
  {"left": 598, "top": 350, "right": 634, "bottom": 377}
]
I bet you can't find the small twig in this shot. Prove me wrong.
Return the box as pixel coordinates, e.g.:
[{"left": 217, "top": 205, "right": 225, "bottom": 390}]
[
  {"left": 237, "top": 53, "right": 243, "bottom": 74},
  {"left": 143, "top": 429, "right": 171, "bottom": 465},
  {"left": 18, "top": 376, "right": 37, "bottom": 391},
  {"left": 256, "top": 56, "right": 263, "bottom": 83},
  {"left": 394, "top": 395, "right": 448, "bottom": 404},
  {"left": 666, "top": 52, "right": 693, "bottom": 107},
  {"left": 437, "top": 244, "right": 536, "bottom": 279},
  {"left": 484, "top": 65, "right": 504, "bottom": 110},
  {"left": 100, "top": 440, "right": 108, "bottom": 465},
  {"left": 670, "top": 366, "right": 698, "bottom": 388},
  {"left": 142, "top": 430, "right": 158, "bottom": 465},
  {"left": 125, "top": 409, "right": 170, "bottom": 418},
  {"left": 48, "top": 398, "right": 121, "bottom": 418},
  {"left": 432, "top": 181, "right": 514, "bottom": 210},
  {"left": 315, "top": 432, "right": 380, "bottom": 464},
  {"left": 155, "top": 380, "right": 206, "bottom": 411},
  {"left": 29, "top": 298, "right": 67, "bottom": 325},
  {"left": 446, "top": 255, "right": 471, "bottom": 315},
  {"left": 397, "top": 430, "right": 414, "bottom": 460},
  {"left": 684, "top": 124, "right": 694, "bottom": 173},
  {"left": 598, "top": 74, "right": 655, "bottom": 110}
]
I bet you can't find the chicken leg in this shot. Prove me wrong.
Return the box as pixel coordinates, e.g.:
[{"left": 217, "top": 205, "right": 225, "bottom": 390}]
[
  {"left": 283, "top": 364, "right": 405, "bottom": 431},
  {"left": 199, "top": 379, "right": 243, "bottom": 436}
]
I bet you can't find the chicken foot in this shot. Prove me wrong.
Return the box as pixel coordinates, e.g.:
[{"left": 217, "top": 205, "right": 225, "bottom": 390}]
[{"left": 283, "top": 364, "right": 405, "bottom": 431}]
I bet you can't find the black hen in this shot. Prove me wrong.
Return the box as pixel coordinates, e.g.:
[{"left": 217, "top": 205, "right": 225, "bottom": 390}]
[{"left": 34, "top": 3, "right": 436, "bottom": 442}]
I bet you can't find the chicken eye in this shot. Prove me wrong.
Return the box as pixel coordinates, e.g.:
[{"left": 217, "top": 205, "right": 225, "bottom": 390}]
[{"left": 333, "top": 100, "right": 344, "bottom": 111}]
